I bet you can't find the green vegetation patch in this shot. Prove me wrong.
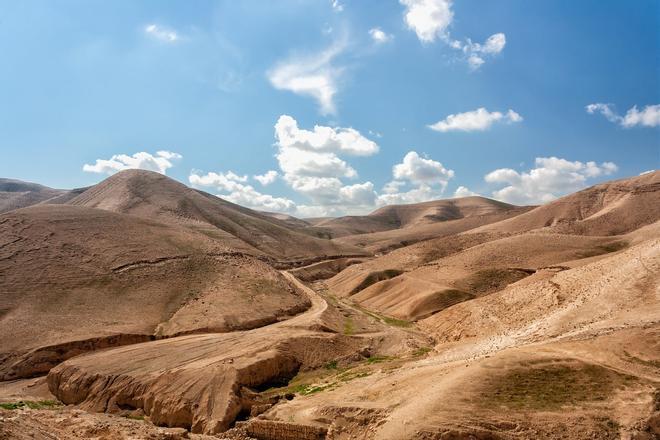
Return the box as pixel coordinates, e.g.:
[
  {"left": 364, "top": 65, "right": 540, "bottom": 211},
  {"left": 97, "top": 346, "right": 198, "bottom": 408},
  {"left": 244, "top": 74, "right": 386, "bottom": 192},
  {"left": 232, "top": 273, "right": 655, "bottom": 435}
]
[
  {"left": 349, "top": 269, "right": 404, "bottom": 295},
  {"left": 366, "top": 355, "right": 392, "bottom": 364},
  {"left": 351, "top": 303, "right": 413, "bottom": 328},
  {"left": 412, "top": 347, "right": 432, "bottom": 357},
  {"left": 481, "top": 363, "right": 637, "bottom": 410},
  {"left": 343, "top": 317, "right": 355, "bottom": 335},
  {"left": 0, "top": 400, "right": 61, "bottom": 410}
]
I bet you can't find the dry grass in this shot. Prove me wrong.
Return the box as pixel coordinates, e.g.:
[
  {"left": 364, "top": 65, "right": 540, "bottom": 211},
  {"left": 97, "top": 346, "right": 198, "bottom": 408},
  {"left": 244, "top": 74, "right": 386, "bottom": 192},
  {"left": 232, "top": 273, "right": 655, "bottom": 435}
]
[{"left": 481, "top": 363, "right": 637, "bottom": 410}]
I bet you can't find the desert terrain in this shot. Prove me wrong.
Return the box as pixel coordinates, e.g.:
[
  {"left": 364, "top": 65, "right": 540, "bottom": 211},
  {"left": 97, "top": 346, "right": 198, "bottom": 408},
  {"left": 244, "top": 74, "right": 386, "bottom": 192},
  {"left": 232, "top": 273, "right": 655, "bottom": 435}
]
[{"left": 1, "top": 169, "right": 658, "bottom": 440}]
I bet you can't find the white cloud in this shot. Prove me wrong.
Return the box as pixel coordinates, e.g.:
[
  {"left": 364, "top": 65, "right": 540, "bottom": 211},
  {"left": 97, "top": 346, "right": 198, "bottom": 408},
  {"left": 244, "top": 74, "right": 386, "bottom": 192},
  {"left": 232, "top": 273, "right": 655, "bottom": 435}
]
[
  {"left": 377, "top": 184, "right": 442, "bottom": 205},
  {"left": 274, "top": 114, "right": 378, "bottom": 181},
  {"left": 400, "top": 1, "right": 505, "bottom": 69},
  {"left": 640, "top": 170, "right": 656, "bottom": 175},
  {"left": 621, "top": 105, "right": 660, "bottom": 128},
  {"left": 377, "top": 151, "right": 455, "bottom": 205},
  {"left": 485, "top": 157, "right": 618, "bottom": 205},
  {"left": 467, "top": 55, "right": 485, "bottom": 70},
  {"left": 454, "top": 186, "right": 479, "bottom": 198},
  {"left": 275, "top": 115, "right": 378, "bottom": 156},
  {"left": 269, "top": 115, "right": 381, "bottom": 214},
  {"left": 189, "top": 170, "right": 296, "bottom": 213},
  {"left": 144, "top": 24, "right": 179, "bottom": 43},
  {"left": 586, "top": 103, "right": 660, "bottom": 128},
  {"left": 267, "top": 42, "right": 346, "bottom": 115},
  {"left": 222, "top": 186, "right": 296, "bottom": 213},
  {"left": 369, "top": 28, "right": 393, "bottom": 43},
  {"left": 393, "top": 151, "right": 454, "bottom": 183},
  {"left": 428, "top": 108, "right": 522, "bottom": 132},
  {"left": 460, "top": 33, "right": 506, "bottom": 70},
  {"left": 331, "top": 0, "right": 344, "bottom": 12},
  {"left": 254, "top": 170, "right": 278, "bottom": 186},
  {"left": 83, "top": 150, "right": 181, "bottom": 175},
  {"left": 189, "top": 170, "right": 248, "bottom": 192},
  {"left": 400, "top": 0, "right": 453, "bottom": 43},
  {"left": 277, "top": 148, "right": 357, "bottom": 179},
  {"left": 382, "top": 180, "right": 406, "bottom": 194}
]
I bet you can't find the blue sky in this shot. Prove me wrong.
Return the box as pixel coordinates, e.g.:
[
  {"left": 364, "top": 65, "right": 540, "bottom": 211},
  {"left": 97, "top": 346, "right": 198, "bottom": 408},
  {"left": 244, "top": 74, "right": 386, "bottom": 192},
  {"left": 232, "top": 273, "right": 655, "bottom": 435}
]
[{"left": 0, "top": 0, "right": 658, "bottom": 215}]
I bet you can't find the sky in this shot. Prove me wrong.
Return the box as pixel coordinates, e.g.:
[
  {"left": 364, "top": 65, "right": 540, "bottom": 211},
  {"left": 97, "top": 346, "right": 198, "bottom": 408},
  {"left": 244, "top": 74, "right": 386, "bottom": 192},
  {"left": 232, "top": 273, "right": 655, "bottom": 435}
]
[{"left": 0, "top": 0, "right": 658, "bottom": 216}]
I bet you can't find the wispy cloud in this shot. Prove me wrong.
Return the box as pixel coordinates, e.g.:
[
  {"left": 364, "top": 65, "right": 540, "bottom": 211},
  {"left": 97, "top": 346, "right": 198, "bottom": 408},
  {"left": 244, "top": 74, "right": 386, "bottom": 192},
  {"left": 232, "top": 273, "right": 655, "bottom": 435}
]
[
  {"left": 267, "top": 40, "right": 347, "bottom": 115},
  {"left": 144, "top": 24, "right": 179, "bottom": 43},
  {"left": 586, "top": 103, "right": 660, "bottom": 128},
  {"left": 369, "top": 28, "right": 393, "bottom": 43},
  {"left": 428, "top": 107, "right": 522, "bottom": 132},
  {"left": 399, "top": 0, "right": 506, "bottom": 70},
  {"left": 330, "top": 0, "right": 344, "bottom": 12}
]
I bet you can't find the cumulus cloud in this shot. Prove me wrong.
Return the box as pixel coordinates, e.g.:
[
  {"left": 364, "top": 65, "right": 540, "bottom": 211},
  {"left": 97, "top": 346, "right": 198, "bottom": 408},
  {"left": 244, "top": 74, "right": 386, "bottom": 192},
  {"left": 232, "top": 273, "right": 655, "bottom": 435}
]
[
  {"left": 454, "top": 186, "right": 479, "bottom": 198},
  {"left": 144, "top": 24, "right": 179, "bottom": 43},
  {"left": 428, "top": 107, "right": 522, "bottom": 132},
  {"left": 270, "top": 115, "right": 380, "bottom": 215},
  {"left": 83, "top": 151, "right": 182, "bottom": 175},
  {"left": 586, "top": 103, "right": 660, "bottom": 128},
  {"left": 369, "top": 28, "right": 393, "bottom": 43},
  {"left": 274, "top": 114, "right": 378, "bottom": 181},
  {"left": 378, "top": 151, "right": 454, "bottom": 205},
  {"left": 189, "top": 170, "right": 249, "bottom": 192},
  {"left": 275, "top": 115, "right": 379, "bottom": 156},
  {"left": 400, "top": 0, "right": 505, "bottom": 69},
  {"left": 485, "top": 157, "right": 618, "bottom": 205},
  {"left": 189, "top": 170, "right": 296, "bottom": 213},
  {"left": 254, "top": 170, "right": 278, "bottom": 186},
  {"left": 400, "top": 0, "right": 453, "bottom": 43},
  {"left": 393, "top": 151, "right": 455, "bottom": 183},
  {"left": 267, "top": 42, "right": 346, "bottom": 115}
]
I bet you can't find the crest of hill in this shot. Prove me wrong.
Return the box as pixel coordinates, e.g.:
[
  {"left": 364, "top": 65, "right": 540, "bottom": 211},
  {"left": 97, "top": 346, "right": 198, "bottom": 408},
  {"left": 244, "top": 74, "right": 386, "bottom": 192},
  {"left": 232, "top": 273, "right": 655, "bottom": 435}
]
[
  {"left": 0, "top": 178, "right": 66, "bottom": 213},
  {"left": 315, "top": 196, "right": 520, "bottom": 237},
  {"left": 66, "top": 169, "right": 362, "bottom": 260},
  {"left": 475, "top": 171, "right": 660, "bottom": 236}
]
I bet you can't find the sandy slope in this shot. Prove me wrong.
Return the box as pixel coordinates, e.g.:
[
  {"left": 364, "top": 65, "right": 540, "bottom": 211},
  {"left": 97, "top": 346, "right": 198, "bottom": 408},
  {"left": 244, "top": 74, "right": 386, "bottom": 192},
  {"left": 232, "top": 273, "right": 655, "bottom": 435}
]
[
  {"left": 475, "top": 170, "right": 660, "bottom": 236},
  {"left": 314, "top": 197, "right": 522, "bottom": 238},
  {"left": 67, "top": 169, "right": 362, "bottom": 260},
  {"left": 263, "top": 235, "right": 660, "bottom": 439},
  {"left": 1, "top": 172, "right": 659, "bottom": 439},
  {"left": 0, "top": 205, "right": 310, "bottom": 381},
  {"left": 0, "top": 178, "right": 67, "bottom": 213},
  {"left": 44, "top": 270, "right": 425, "bottom": 434}
]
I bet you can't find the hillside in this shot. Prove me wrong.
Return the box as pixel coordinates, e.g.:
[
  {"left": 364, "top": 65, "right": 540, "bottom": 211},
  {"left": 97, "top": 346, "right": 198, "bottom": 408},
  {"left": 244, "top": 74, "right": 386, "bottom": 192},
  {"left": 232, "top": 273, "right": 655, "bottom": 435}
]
[
  {"left": 66, "top": 169, "right": 362, "bottom": 261},
  {"left": 475, "top": 170, "right": 660, "bottom": 236},
  {"left": 0, "top": 178, "right": 66, "bottom": 213},
  {"left": 1, "top": 171, "right": 659, "bottom": 440},
  {"left": 0, "top": 205, "right": 311, "bottom": 381},
  {"left": 315, "top": 196, "right": 522, "bottom": 237}
]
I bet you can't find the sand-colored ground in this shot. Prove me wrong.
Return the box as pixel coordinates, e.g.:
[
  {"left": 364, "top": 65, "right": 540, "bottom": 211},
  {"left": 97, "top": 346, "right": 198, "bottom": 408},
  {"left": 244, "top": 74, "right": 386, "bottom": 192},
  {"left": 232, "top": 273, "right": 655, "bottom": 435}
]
[{"left": 0, "top": 171, "right": 658, "bottom": 439}]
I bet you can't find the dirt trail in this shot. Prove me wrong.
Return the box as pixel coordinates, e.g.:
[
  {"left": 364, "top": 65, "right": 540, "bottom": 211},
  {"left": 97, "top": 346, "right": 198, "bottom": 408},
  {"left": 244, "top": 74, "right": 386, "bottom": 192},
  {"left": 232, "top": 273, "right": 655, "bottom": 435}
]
[{"left": 42, "top": 264, "right": 421, "bottom": 435}]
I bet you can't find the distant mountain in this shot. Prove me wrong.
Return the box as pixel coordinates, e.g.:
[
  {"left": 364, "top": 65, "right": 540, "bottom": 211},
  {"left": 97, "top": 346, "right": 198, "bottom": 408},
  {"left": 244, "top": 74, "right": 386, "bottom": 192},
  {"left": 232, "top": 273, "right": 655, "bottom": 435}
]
[
  {"left": 314, "top": 196, "right": 523, "bottom": 238},
  {"left": 0, "top": 178, "right": 66, "bottom": 213},
  {"left": 476, "top": 170, "right": 660, "bottom": 236},
  {"left": 65, "top": 169, "right": 362, "bottom": 260}
]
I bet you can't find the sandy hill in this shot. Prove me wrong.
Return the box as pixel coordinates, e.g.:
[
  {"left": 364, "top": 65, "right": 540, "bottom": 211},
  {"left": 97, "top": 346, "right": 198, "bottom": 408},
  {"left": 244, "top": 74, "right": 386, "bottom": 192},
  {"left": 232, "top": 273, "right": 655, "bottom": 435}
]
[
  {"left": 476, "top": 170, "right": 660, "bottom": 236},
  {"left": 0, "top": 204, "right": 311, "bottom": 381},
  {"left": 0, "top": 178, "right": 66, "bottom": 213},
  {"left": 2, "top": 171, "right": 659, "bottom": 440},
  {"left": 315, "top": 196, "right": 521, "bottom": 237},
  {"left": 66, "top": 169, "right": 361, "bottom": 261}
]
